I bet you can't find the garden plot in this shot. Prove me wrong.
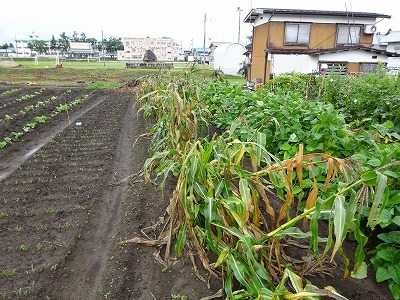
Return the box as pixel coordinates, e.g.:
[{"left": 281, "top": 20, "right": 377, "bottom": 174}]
[
  {"left": 0, "top": 86, "right": 93, "bottom": 152},
  {"left": 0, "top": 87, "right": 128, "bottom": 298},
  {"left": 0, "top": 84, "right": 216, "bottom": 300}
]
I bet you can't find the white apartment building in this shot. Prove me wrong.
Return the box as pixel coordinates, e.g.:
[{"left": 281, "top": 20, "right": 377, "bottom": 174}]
[
  {"left": 117, "top": 37, "right": 179, "bottom": 61},
  {"left": 14, "top": 39, "right": 51, "bottom": 57}
]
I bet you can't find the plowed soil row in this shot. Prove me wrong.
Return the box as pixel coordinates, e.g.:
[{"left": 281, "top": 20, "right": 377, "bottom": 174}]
[{"left": 0, "top": 84, "right": 217, "bottom": 300}]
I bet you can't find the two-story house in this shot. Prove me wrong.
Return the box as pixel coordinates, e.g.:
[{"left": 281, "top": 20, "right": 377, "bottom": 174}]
[
  {"left": 244, "top": 8, "right": 399, "bottom": 82},
  {"left": 373, "top": 30, "right": 400, "bottom": 72}
]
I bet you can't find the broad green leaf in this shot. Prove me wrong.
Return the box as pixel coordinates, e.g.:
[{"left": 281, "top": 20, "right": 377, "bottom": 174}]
[
  {"left": 389, "top": 282, "right": 400, "bottom": 300},
  {"left": 289, "top": 133, "right": 299, "bottom": 142},
  {"left": 377, "top": 231, "right": 400, "bottom": 244},
  {"left": 392, "top": 216, "right": 400, "bottom": 226},
  {"left": 367, "top": 158, "right": 382, "bottom": 167},
  {"left": 351, "top": 261, "right": 367, "bottom": 279},
  {"left": 377, "top": 245, "right": 399, "bottom": 262},
  {"left": 361, "top": 170, "right": 377, "bottom": 186},
  {"left": 383, "top": 170, "right": 400, "bottom": 179},
  {"left": 388, "top": 264, "right": 400, "bottom": 285},
  {"left": 378, "top": 209, "right": 393, "bottom": 228},
  {"left": 376, "top": 266, "right": 392, "bottom": 282}
]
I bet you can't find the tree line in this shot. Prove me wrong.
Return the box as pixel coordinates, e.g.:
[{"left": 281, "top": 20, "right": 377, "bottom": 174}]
[{"left": 23, "top": 31, "right": 123, "bottom": 55}]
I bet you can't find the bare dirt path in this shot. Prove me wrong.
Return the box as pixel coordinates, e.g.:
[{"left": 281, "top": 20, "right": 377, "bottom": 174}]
[{"left": 48, "top": 94, "right": 137, "bottom": 299}]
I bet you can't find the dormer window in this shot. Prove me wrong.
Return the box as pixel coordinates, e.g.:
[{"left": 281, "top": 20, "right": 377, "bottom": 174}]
[
  {"left": 284, "top": 23, "right": 311, "bottom": 45},
  {"left": 337, "top": 25, "right": 361, "bottom": 45}
]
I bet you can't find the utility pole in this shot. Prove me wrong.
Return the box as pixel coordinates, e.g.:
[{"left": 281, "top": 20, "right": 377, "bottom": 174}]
[
  {"left": 102, "top": 30, "right": 105, "bottom": 67},
  {"left": 237, "top": 7, "right": 243, "bottom": 44},
  {"left": 203, "top": 13, "right": 207, "bottom": 68}
]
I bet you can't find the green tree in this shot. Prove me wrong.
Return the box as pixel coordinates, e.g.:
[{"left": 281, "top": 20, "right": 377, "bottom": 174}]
[
  {"left": 0, "top": 43, "right": 9, "bottom": 56},
  {"left": 86, "top": 38, "right": 97, "bottom": 50},
  {"left": 27, "top": 40, "right": 48, "bottom": 54},
  {"left": 72, "top": 31, "right": 79, "bottom": 42},
  {"left": 50, "top": 35, "right": 58, "bottom": 52},
  {"left": 58, "top": 32, "right": 70, "bottom": 53},
  {"left": 80, "top": 32, "right": 87, "bottom": 42},
  {"left": 104, "top": 37, "right": 123, "bottom": 53}
]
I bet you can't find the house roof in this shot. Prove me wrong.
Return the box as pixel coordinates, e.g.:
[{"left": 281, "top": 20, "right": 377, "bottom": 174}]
[
  {"left": 244, "top": 8, "right": 391, "bottom": 23},
  {"left": 265, "top": 45, "right": 400, "bottom": 57},
  {"left": 69, "top": 42, "right": 94, "bottom": 53},
  {"left": 209, "top": 42, "right": 231, "bottom": 48},
  {"left": 379, "top": 31, "right": 400, "bottom": 43},
  {"left": 192, "top": 48, "right": 211, "bottom": 53}
]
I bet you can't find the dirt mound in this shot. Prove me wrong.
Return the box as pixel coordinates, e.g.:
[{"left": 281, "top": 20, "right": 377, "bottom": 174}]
[{"left": 0, "top": 60, "right": 20, "bottom": 67}]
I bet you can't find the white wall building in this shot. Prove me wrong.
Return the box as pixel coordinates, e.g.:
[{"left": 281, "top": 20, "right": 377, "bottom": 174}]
[
  {"left": 213, "top": 43, "right": 246, "bottom": 76},
  {"left": 117, "top": 37, "right": 179, "bottom": 62}
]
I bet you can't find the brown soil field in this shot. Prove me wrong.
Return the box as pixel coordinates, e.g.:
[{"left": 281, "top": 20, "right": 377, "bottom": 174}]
[
  {"left": 0, "top": 82, "right": 393, "bottom": 300},
  {"left": 0, "top": 84, "right": 219, "bottom": 299}
]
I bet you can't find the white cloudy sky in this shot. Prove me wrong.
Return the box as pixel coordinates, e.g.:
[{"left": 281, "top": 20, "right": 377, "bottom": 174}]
[{"left": 0, "top": 0, "right": 398, "bottom": 48}]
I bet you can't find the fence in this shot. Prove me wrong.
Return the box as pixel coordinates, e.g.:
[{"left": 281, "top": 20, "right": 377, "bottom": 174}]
[{"left": 126, "top": 62, "right": 173, "bottom": 69}]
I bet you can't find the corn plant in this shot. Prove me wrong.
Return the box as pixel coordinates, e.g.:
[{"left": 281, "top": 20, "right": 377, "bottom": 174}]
[{"left": 124, "top": 72, "right": 393, "bottom": 299}]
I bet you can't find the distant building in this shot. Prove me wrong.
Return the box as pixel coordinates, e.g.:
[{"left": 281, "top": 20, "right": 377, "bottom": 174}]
[
  {"left": 244, "top": 8, "right": 399, "bottom": 82},
  {"left": 67, "top": 42, "right": 97, "bottom": 58},
  {"left": 192, "top": 47, "right": 211, "bottom": 64},
  {"left": 117, "top": 37, "right": 179, "bottom": 61},
  {"left": 374, "top": 31, "right": 400, "bottom": 54},
  {"left": 14, "top": 39, "right": 51, "bottom": 57},
  {"left": 373, "top": 31, "right": 400, "bottom": 72},
  {"left": 209, "top": 42, "right": 232, "bottom": 65},
  {"left": 213, "top": 43, "right": 246, "bottom": 75}
]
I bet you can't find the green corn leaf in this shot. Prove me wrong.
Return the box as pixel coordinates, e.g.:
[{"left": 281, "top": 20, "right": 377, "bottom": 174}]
[
  {"left": 256, "top": 132, "right": 267, "bottom": 166},
  {"left": 215, "top": 180, "right": 225, "bottom": 198},
  {"left": 310, "top": 198, "right": 322, "bottom": 259},
  {"left": 194, "top": 180, "right": 208, "bottom": 200},
  {"left": 332, "top": 195, "right": 346, "bottom": 259},
  {"left": 367, "top": 171, "right": 388, "bottom": 230},
  {"left": 227, "top": 254, "right": 259, "bottom": 295},
  {"left": 205, "top": 197, "right": 218, "bottom": 253},
  {"left": 214, "top": 247, "right": 230, "bottom": 268},
  {"left": 352, "top": 221, "right": 368, "bottom": 274},
  {"left": 239, "top": 178, "right": 251, "bottom": 221},
  {"left": 224, "top": 271, "right": 234, "bottom": 299},
  {"left": 286, "top": 268, "right": 303, "bottom": 293},
  {"left": 174, "top": 221, "right": 187, "bottom": 257}
]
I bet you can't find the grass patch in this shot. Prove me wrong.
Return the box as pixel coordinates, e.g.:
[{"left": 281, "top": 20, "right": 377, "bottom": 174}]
[{"left": 86, "top": 82, "right": 120, "bottom": 89}]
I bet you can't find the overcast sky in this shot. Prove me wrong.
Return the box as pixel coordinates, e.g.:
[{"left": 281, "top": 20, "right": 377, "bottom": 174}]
[{"left": 0, "top": 0, "right": 399, "bottom": 48}]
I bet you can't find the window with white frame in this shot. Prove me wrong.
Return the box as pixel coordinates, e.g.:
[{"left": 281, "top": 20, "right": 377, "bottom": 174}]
[
  {"left": 337, "top": 25, "right": 361, "bottom": 45},
  {"left": 284, "top": 23, "right": 311, "bottom": 45}
]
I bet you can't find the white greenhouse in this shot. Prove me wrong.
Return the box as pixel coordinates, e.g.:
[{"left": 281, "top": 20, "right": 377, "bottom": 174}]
[{"left": 213, "top": 43, "right": 246, "bottom": 76}]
